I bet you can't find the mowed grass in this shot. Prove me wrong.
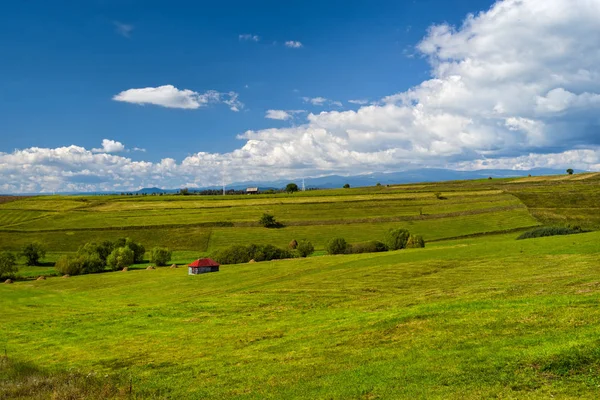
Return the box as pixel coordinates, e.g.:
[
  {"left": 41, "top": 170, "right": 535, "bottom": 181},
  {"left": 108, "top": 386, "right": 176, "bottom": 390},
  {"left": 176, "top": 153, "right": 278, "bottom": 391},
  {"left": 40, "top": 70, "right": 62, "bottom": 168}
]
[{"left": 2, "top": 232, "right": 600, "bottom": 399}]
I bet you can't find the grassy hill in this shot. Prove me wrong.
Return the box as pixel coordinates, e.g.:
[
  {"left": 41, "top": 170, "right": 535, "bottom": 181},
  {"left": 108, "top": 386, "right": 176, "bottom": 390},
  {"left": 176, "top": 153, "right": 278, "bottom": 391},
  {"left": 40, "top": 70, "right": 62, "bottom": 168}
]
[{"left": 1, "top": 173, "right": 600, "bottom": 398}]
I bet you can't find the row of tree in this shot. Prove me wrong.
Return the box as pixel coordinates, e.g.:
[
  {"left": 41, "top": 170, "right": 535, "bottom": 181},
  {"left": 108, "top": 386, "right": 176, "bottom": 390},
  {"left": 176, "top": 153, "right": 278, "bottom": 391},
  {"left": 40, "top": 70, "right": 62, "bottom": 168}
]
[{"left": 55, "top": 239, "right": 173, "bottom": 276}]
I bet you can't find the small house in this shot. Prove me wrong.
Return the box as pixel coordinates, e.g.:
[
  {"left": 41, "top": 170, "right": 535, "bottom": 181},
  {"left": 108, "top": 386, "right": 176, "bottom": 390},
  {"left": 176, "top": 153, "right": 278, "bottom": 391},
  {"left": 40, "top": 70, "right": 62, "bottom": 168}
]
[
  {"left": 188, "top": 258, "right": 220, "bottom": 275},
  {"left": 246, "top": 187, "right": 259, "bottom": 194}
]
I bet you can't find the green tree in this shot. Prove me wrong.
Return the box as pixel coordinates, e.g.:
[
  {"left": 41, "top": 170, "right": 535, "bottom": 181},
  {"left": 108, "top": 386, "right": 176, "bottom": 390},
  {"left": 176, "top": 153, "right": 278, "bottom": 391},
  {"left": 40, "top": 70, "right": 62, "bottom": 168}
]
[
  {"left": 0, "top": 251, "right": 18, "bottom": 279},
  {"left": 326, "top": 238, "right": 348, "bottom": 255},
  {"left": 566, "top": 168, "right": 574, "bottom": 175},
  {"left": 107, "top": 247, "right": 135, "bottom": 271},
  {"left": 343, "top": 183, "right": 350, "bottom": 189},
  {"left": 385, "top": 228, "right": 411, "bottom": 250},
  {"left": 259, "top": 213, "right": 279, "bottom": 228},
  {"left": 151, "top": 247, "right": 172, "bottom": 266},
  {"left": 285, "top": 183, "right": 299, "bottom": 193},
  {"left": 21, "top": 242, "right": 46, "bottom": 266},
  {"left": 296, "top": 240, "right": 315, "bottom": 257}
]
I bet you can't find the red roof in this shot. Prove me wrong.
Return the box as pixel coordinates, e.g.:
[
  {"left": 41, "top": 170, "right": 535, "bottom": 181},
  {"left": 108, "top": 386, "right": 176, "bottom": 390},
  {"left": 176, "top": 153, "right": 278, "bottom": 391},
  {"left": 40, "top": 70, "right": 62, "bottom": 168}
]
[{"left": 188, "top": 258, "right": 220, "bottom": 267}]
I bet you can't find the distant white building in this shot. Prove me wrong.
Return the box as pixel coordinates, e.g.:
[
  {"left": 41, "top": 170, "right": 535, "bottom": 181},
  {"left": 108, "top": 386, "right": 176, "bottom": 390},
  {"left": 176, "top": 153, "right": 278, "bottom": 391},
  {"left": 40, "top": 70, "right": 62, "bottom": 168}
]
[{"left": 246, "top": 187, "right": 259, "bottom": 194}]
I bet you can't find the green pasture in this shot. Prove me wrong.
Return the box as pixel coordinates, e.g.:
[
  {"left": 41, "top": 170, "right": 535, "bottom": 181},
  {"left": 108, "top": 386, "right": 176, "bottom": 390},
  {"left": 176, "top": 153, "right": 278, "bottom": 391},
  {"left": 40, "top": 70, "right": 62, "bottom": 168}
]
[{"left": 2, "top": 231, "right": 600, "bottom": 398}]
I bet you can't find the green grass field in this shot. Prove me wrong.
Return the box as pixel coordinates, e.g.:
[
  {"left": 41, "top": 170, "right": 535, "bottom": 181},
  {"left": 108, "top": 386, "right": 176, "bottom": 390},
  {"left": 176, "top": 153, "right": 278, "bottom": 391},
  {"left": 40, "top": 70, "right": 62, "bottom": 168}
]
[{"left": 1, "top": 174, "right": 600, "bottom": 398}]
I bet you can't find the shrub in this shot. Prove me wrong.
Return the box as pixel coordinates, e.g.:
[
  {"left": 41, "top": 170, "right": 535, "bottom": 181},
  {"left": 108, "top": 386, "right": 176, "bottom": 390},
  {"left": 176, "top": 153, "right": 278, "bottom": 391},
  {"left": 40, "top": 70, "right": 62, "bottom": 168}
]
[
  {"left": 566, "top": 168, "right": 574, "bottom": 175},
  {"left": 80, "top": 253, "right": 105, "bottom": 274},
  {"left": 406, "top": 234, "right": 425, "bottom": 248},
  {"left": 55, "top": 255, "right": 84, "bottom": 276},
  {"left": 517, "top": 226, "right": 584, "bottom": 240},
  {"left": 385, "top": 228, "right": 411, "bottom": 250},
  {"left": 296, "top": 240, "right": 315, "bottom": 257},
  {"left": 327, "top": 238, "right": 349, "bottom": 255},
  {"left": 212, "top": 244, "right": 293, "bottom": 265},
  {"left": 349, "top": 240, "right": 388, "bottom": 254},
  {"left": 106, "top": 247, "right": 135, "bottom": 271},
  {"left": 151, "top": 247, "right": 172, "bottom": 266},
  {"left": 343, "top": 183, "right": 350, "bottom": 189},
  {"left": 21, "top": 242, "right": 46, "bottom": 266},
  {"left": 0, "top": 251, "right": 17, "bottom": 279},
  {"left": 285, "top": 183, "right": 299, "bottom": 193},
  {"left": 259, "top": 213, "right": 281, "bottom": 228}
]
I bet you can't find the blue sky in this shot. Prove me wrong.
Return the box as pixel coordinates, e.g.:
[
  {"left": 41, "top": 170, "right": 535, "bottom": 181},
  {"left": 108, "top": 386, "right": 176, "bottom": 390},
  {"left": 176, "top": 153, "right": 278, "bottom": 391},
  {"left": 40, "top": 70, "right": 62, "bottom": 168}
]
[
  {"left": 1, "top": 0, "right": 599, "bottom": 193},
  {"left": 1, "top": 0, "right": 494, "bottom": 158}
]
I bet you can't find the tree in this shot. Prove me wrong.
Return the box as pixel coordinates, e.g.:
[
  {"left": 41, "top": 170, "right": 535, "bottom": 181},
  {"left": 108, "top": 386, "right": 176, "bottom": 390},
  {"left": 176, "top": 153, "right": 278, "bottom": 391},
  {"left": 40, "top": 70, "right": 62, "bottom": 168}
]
[
  {"left": 327, "top": 238, "right": 348, "bottom": 255},
  {"left": 107, "top": 247, "right": 135, "bottom": 271},
  {"left": 566, "top": 168, "right": 574, "bottom": 175},
  {"left": 21, "top": 242, "right": 46, "bottom": 266},
  {"left": 180, "top": 187, "right": 190, "bottom": 195},
  {"left": 285, "top": 183, "right": 299, "bottom": 193},
  {"left": 296, "top": 240, "right": 315, "bottom": 257},
  {"left": 385, "top": 228, "right": 411, "bottom": 250},
  {"left": 0, "top": 252, "right": 17, "bottom": 279},
  {"left": 343, "top": 183, "right": 350, "bottom": 189},
  {"left": 259, "top": 213, "right": 280, "bottom": 228},
  {"left": 151, "top": 247, "right": 172, "bottom": 266}
]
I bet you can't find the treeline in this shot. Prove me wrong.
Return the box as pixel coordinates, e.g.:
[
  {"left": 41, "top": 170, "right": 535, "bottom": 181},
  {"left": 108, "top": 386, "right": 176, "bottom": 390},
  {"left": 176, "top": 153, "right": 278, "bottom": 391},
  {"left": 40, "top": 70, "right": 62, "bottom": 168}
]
[
  {"left": 55, "top": 239, "right": 172, "bottom": 276},
  {"left": 212, "top": 228, "right": 424, "bottom": 265},
  {"left": 326, "top": 228, "right": 425, "bottom": 255}
]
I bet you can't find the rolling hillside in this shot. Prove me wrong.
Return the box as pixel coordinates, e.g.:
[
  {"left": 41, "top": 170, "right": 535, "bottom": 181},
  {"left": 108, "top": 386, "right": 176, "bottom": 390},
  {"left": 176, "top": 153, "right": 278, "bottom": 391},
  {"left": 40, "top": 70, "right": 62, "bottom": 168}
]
[{"left": 1, "top": 174, "right": 600, "bottom": 399}]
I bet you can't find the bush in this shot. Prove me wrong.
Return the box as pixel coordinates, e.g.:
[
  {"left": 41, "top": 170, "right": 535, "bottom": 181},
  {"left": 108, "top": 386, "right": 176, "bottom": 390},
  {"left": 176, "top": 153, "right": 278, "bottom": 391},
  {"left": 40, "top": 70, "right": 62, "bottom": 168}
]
[
  {"left": 259, "top": 213, "right": 281, "bottom": 228},
  {"left": 0, "top": 251, "right": 17, "bottom": 279},
  {"left": 327, "top": 238, "right": 349, "bottom": 255},
  {"left": 343, "top": 183, "right": 350, "bottom": 189},
  {"left": 124, "top": 239, "right": 145, "bottom": 263},
  {"left": 406, "top": 234, "right": 425, "bottom": 248},
  {"left": 213, "top": 244, "right": 293, "bottom": 265},
  {"left": 385, "top": 228, "right": 411, "bottom": 250},
  {"left": 55, "top": 255, "right": 84, "bottom": 276},
  {"left": 151, "top": 247, "right": 172, "bottom": 266},
  {"left": 106, "top": 247, "right": 135, "bottom": 271},
  {"left": 349, "top": 240, "right": 388, "bottom": 254},
  {"left": 517, "top": 226, "right": 584, "bottom": 240},
  {"left": 21, "top": 242, "right": 46, "bottom": 266},
  {"left": 296, "top": 240, "right": 315, "bottom": 257}
]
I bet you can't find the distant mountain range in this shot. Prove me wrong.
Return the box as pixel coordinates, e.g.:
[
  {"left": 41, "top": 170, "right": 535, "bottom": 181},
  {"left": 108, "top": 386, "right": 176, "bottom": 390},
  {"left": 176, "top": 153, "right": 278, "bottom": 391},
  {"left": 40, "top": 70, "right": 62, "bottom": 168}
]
[
  {"left": 3, "top": 168, "right": 583, "bottom": 196},
  {"left": 135, "top": 168, "right": 580, "bottom": 194}
]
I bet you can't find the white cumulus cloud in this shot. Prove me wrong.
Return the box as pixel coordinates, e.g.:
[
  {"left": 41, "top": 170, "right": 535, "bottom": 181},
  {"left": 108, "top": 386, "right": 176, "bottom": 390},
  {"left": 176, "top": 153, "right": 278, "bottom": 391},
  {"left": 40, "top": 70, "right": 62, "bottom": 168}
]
[
  {"left": 92, "top": 139, "right": 125, "bottom": 153},
  {"left": 112, "top": 85, "right": 243, "bottom": 111}
]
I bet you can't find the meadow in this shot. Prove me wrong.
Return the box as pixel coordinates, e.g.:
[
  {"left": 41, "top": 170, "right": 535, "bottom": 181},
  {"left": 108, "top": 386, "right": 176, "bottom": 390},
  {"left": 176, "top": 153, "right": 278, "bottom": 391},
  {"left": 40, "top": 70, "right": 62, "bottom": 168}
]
[{"left": 1, "top": 173, "right": 600, "bottom": 398}]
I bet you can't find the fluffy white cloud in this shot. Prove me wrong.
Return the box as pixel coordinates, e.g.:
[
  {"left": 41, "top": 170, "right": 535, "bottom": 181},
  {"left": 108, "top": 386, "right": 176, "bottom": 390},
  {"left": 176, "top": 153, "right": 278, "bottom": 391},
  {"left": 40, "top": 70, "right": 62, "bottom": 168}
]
[
  {"left": 265, "top": 110, "right": 305, "bottom": 120},
  {"left": 3, "top": 0, "right": 600, "bottom": 193},
  {"left": 348, "top": 99, "right": 369, "bottom": 105},
  {"left": 92, "top": 139, "right": 125, "bottom": 153},
  {"left": 285, "top": 41, "right": 303, "bottom": 48},
  {"left": 113, "top": 85, "right": 243, "bottom": 111},
  {"left": 239, "top": 34, "right": 260, "bottom": 42}
]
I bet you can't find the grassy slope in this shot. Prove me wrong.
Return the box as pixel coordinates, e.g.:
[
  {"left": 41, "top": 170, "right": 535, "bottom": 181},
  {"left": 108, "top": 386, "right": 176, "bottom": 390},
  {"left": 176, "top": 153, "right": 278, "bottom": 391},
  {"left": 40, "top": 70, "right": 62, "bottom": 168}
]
[{"left": 2, "top": 232, "right": 600, "bottom": 399}]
